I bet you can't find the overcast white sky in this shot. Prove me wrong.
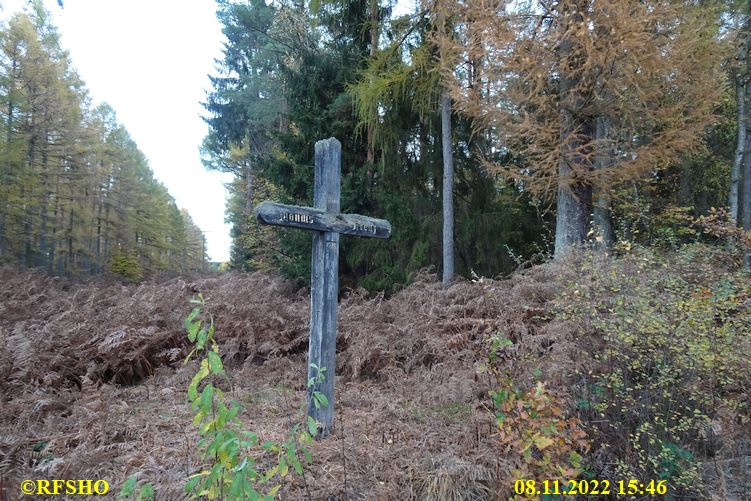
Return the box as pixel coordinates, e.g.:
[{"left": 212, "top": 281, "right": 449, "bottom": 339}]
[{"left": 1, "top": 0, "right": 233, "bottom": 262}]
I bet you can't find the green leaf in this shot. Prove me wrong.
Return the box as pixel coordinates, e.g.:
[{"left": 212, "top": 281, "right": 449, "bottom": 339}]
[
  {"left": 188, "top": 320, "right": 201, "bottom": 342},
  {"left": 192, "top": 411, "right": 204, "bottom": 427},
  {"left": 184, "top": 474, "right": 202, "bottom": 494},
  {"left": 207, "top": 351, "right": 223, "bottom": 375},
  {"left": 188, "top": 381, "right": 199, "bottom": 402},
  {"left": 214, "top": 387, "right": 225, "bottom": 400},
  {"left": 219, "top": 437, "right": 238, "bottom": 454},
  {"left": 292, "top": 456, "right": 304, "bottom": 475},
  {"left": 200, "top": 419, "right": 216, "bottom": 435},
  {"left": 267, "top": 485, "right": 281, "bottom": 497},
  {"left": 313, "top": 391, "right": 328, "bottom": 409},
  {"left": 200, "top": 385, "right": 214, "bottom": 414},
  {"left": 188, "top": 364, "right": 209, "bottom": 401},
  {"left": 137, "top": 483, "right": 155, "bottom": 501},
  {"left": 183, "top": 348, "right": 197, "bottom": 364},
  {"left": 307, "top": 416, "right": 318, "bottom": 436},
  {"left": 32, "top": 440, "right": 48, "bottom": 452},
  {"left": 119, "top": 476, "right": 137, "bottom": 497},
  {"left": 260, "top": 464, "right": 279, "bottom": 484},
  {"left": 185, "top": 307, "right": 200, "bottom": 325},
  {"left": 568, "top": 450, "right": 583, "bottom": 468},
  {"left": 197, "top": 329, "right": 208, "bottom": 350}
]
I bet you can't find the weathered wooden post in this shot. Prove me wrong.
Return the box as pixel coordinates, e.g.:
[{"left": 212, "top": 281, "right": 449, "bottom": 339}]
[{"left": 254, "top": 138, "right": 391, "bottom": 437}]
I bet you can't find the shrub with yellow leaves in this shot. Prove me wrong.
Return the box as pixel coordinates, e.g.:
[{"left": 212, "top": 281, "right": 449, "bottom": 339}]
[{"left": 484, "top": 334, "right": 590, "bottom": 500}]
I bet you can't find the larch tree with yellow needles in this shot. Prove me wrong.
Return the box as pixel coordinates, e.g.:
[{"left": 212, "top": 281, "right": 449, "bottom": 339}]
[{"left": 435, "top": 0, "right": 725, "bottom": 256}]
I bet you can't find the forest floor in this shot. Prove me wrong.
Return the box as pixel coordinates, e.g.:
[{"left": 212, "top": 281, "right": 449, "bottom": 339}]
[{"left": 0, "top": 255, "right": 748, "bottom": 500}]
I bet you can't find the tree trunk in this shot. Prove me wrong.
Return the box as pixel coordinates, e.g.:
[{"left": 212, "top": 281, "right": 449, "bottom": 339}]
[
  {"left": 366, "top": 0, "right": 378, "bottom": 166},
  {"left": 49, "top": 172, "right": 61, "bottom": 274},
  {"left": 245, "top": 162, "right": 255, "bottom": 216},
  {"left": 678, "top": 158, "right": 694, "bottom": 209},
  {"left": 744, "top": 93, "right": 751, "bottom": 269},
  {"left": 731, "top": 79, "right": 745, "bottom": 224},
  {"left": 744, "top": 2, "right": 751, "bottom": 269},
  {"left": 555, "top": 181, "right": 592, "bottom": 257},
  {"left": 67, "top": 208, "right": 75, "bottom": 274},
  {"left": 743, "top": 125, "right": 751, "bottom": 268},
  {"left": 95, "top": 202, "right": 102, "bottom": 274},
  {"left": 593, "top": 116, "right": 615, "bottom": 251},
  {"left": 554, "top": 0, "right": 593, "bottom": 259},
  {"left": 38, "top": 132, "right": 50, "bottom": 269},
  {"left": 441, "top": 89, "right": 454, "bottom": 287}
]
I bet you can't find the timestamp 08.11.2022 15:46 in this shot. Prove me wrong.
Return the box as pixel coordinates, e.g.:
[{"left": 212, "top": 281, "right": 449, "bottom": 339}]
[{"left": 514, "top": 479, "right": 668, "bottom": 497}]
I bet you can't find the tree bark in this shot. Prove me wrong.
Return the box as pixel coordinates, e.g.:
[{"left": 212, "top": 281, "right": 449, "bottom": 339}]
[
  {"left": 366, "top": 0, "right": 378, "bottom": 166},
  {"left": 555, "top": 181, "right": 592, "bottom": 258},
  {"left": 744, "top": 93, "right": 751, "bottom": 269},
  {"left": 554, "top": 0, "right": 593, "bottom": 259},
  {"left": 678, "top": 158, "right": 694, "bottom": 209},
  {"left": 744, "top": 134, "right": 751, "bottom": 269},
  {"left": 245, "top": 161, "right": 255, "bottom": 217},
  {"left": 744, "top": 2, "right": 751, "bottom": 269},
  {"left": 441, "top": 89, "right": 454, "bottom": 287},
  {"left": 731, "top": 79, "right": 745, "bottom": 224},
  {"left": 593, "top": 116, "right": 615, "bottom": 251}
]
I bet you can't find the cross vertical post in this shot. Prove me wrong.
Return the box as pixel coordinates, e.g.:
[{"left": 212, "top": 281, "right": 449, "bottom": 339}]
[{"left": 308, "top": 138, "right": 340, "bottom": 437}]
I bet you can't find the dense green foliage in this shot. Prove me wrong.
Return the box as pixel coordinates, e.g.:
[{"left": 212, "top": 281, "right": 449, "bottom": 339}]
[
  {"left": 0, "top": 7, "right": 207, "bottom": 279},
  {"left": 203, "top": 0, "right": 743, "bottom": 291},
  {"left": 202, "top": 0, "right": 546, "bottom": 291}
]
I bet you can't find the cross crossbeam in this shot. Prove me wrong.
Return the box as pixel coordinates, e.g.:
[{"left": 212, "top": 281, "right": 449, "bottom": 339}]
[{"left": 255, "top": 201, "right": 391, "bottom": 239}]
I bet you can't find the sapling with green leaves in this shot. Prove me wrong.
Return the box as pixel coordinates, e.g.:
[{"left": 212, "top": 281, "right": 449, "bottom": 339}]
[
  {"left": 308, "top": 364, "right": 329, "bottom": 409},
  {"left": 182, "top": 295, "right": 314, "bottom": 500}
]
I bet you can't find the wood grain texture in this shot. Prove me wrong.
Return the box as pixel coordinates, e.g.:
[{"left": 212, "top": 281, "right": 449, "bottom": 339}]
[
  {"left": 254, "top": 201, "right": 391, "bottom": 239},
  {"left": 307, "top": 138, "right": 340, "bottom": 438}
]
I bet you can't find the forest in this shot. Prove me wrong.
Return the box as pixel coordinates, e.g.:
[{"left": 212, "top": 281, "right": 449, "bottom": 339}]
[
  {"left": 203, "top": 0, "right": 740, "bottom": 292},
  {"left": 0, "top": 5, "right": 208, "bottom": 280},
  {"left": 1, "top": 0, "right": 750, "bottom": 500}
]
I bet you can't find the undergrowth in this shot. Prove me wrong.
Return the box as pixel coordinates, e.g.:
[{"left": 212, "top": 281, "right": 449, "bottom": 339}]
[
  {"left": 483, "top": 333, "right": 590, "bottom": 500},
  {"left": 182, "top": 295, "right": 314, "bottom": 499},
  {"left": 560, "top": 244, "right": 751, "bottom": 499}
]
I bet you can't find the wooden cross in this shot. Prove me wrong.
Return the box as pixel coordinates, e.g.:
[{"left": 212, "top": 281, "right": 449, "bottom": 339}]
[{"left": 254, "top": 137, "right": 391, "bottom": 437}]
